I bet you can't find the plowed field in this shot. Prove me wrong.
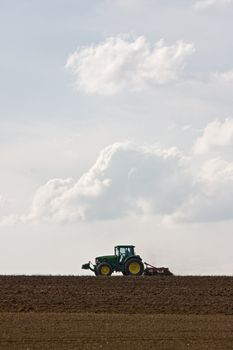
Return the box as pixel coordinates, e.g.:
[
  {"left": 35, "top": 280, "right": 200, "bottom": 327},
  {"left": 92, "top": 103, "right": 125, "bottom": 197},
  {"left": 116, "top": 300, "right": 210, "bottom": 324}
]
[{"left": 0, "top": 276, "right": 233, "bottom": 349}]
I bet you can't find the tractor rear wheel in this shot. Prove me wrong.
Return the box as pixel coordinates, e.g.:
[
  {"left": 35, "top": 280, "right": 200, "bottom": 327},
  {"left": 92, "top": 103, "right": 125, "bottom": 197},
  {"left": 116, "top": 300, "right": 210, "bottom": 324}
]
[
  {"left": 124, "top": 259, "right": 144, "bottom": 276},
  {"left": 96, "top": 262, "right": 112, "bottom": 276}
]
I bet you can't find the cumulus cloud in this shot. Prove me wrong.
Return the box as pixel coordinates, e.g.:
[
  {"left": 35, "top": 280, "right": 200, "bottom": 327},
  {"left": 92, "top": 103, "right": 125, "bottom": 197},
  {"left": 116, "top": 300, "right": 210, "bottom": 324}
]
[
  {"left": 194, "top": 0, "right": 232, "bottom": 9},
  {"left": 3, "top": 119, "right": 233, "bottom": 225},
  {"left": 174, "top": 157, "right": 233, "bottom": 222},
  {"left": 173, "top": 118, "right": 233, "bottom": 222},
  {"left": 65, "top": 35, "right": 195, "bottom": 95},
  {"left": 26, "top": 118, "right": 233, "bottom": 224},
  {"left": 193, "top": 118, "right": 233, "bottom": 154},
  {"left": 25, "top": 142, "right": 193, "bottom": 223}
]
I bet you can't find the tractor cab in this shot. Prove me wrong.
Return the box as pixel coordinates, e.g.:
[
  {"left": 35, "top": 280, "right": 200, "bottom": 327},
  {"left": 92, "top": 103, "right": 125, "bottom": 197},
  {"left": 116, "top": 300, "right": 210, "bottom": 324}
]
[{"left": 114, "top": 245, "right": 135, "bottom": 263}]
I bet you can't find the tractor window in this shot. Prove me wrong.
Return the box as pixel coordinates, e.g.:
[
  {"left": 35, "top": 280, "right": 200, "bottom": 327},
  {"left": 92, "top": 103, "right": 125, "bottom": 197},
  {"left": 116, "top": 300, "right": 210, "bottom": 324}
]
[
  {"left": 119, "top": 247, "right": 127, "bottom": 256},
  {"left": 118, "top": 247, "right": 134, "bottom": 262}
]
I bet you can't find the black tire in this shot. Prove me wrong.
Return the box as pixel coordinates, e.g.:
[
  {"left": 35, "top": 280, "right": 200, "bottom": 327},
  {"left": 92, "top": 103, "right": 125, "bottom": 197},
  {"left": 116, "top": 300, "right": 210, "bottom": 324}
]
[
  {"left": 124, "top": 258, "right": 144, "bottom": 276},
  {"left": 96, "top": 262, "right": 112, "bottom": 276}
]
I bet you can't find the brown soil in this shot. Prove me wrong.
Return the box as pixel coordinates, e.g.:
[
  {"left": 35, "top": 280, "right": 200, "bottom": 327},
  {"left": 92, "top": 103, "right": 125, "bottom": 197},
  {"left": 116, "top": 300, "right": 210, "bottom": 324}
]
[
  {"left": 0, "top": 276, "right": 232, "bottom": 314},
  {"left": 0, "top": 276, "right": 232, "bottom": 349}
]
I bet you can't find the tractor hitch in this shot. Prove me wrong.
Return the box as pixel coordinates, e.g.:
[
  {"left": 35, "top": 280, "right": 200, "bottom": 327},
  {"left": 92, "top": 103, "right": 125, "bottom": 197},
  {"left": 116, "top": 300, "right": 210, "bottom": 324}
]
[{"left": 81, "top": 261, "right": 96, "bottom": 273}]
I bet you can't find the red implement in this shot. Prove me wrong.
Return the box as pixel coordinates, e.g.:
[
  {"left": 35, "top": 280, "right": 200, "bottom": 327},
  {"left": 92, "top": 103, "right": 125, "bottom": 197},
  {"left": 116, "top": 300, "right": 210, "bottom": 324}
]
[{"left": 144, "top": 262, "right": 173, "bottom": 276}]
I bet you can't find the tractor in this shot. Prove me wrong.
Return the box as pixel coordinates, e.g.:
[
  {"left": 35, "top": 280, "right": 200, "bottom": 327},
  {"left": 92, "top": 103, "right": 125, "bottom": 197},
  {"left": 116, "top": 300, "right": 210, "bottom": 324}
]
[{"left": 82, "top": 245, "right": 144, "bottom": 276}]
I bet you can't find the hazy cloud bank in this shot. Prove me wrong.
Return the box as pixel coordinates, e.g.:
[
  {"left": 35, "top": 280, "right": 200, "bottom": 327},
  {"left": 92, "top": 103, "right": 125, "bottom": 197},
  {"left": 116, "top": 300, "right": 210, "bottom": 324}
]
[
  {"left": 211, "top": 70, "right": 233, "bottom": 83},
  {"left": 194, "top": 0, "right": 232, "bottom": 9}
]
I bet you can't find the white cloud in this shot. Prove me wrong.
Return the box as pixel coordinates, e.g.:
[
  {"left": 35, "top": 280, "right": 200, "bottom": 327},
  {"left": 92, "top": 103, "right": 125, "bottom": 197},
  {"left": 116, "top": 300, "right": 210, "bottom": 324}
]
[
  {"left": 194, "top": 0, "right": 232, "bottom": 9},
  {"left": 4, "top": 119, "right": 233, "bottom": 225},
  {"left": 193, "top": 118, "right": 233, "bottom": 154},
  {"left": 0, "top": 214, "right": 18, "bottom": 227},
  {"left": 174, "top": 157, "right": 233, "bottom": 222},
  {"left": 212, "top": 70, "right": 233, "bottom": 82},
  {"left": 175, "top": 119, "right": 233, "bottom": 222},
  {"left": 0, "top": 194, "right": 17, "bottom": 226},
  {"left": 199, "top": 157, "right": 233, "bottom": 183},
  {"left": 25, "top": 142, "right": 193, "bottom": 223},
  {"left": 65, "top": 35, "right": 195, "bottom": 95},
  {"left": 0, "top": 194, "right": 11, "bottom": 208}
]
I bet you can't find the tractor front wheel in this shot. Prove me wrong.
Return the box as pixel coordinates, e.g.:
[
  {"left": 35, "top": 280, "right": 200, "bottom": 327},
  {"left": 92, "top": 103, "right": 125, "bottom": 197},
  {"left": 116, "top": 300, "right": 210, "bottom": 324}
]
[
  {"left": 124, "top": 259, "right": 144, "bottom": 276},
  {"left": 96, "top": 262, "right": 112, "bottom": 276}
]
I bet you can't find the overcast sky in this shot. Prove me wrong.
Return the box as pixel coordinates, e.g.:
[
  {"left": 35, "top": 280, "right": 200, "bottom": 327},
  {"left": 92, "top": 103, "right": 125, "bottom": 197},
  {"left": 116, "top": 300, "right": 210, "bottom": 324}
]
[{"left": 1, "top": 0, "right": 233, "bottom": 275}]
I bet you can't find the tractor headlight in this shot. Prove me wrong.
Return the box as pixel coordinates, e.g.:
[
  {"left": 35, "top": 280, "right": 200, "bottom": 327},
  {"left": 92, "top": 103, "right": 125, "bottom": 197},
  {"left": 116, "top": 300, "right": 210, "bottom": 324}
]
[{"left": 95, "top": 258, "right": 100, "bottom": 264}]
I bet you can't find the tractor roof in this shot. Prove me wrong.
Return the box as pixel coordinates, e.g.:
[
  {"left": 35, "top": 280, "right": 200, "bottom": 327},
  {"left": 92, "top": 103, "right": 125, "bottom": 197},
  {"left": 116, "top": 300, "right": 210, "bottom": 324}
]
[{"left": 115, "top": 245, "right": 135, "bottom": 248}]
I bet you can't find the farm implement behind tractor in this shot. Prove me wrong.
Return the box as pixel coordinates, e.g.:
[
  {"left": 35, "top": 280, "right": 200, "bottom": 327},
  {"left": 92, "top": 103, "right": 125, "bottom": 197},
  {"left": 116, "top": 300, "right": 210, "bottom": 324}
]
[{"left": 82, "top": 245, "right": 173, "bottom": 276}]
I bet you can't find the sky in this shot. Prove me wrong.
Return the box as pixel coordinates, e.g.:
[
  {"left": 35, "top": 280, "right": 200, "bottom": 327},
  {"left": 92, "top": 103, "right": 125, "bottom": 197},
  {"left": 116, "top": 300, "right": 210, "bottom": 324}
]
[{"left": 0, "top": 0, "right": 233, "bottom": 275}]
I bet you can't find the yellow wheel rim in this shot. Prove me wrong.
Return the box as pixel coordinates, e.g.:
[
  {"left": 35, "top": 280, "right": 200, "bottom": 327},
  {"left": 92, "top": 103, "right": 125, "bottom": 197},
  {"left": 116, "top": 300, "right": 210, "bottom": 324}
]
[
  {"left": 100, "top": 265, "right": 110, "bottom": 275},
  {"left": 129, "top": 261, "right": 140, "bottom": 274}
]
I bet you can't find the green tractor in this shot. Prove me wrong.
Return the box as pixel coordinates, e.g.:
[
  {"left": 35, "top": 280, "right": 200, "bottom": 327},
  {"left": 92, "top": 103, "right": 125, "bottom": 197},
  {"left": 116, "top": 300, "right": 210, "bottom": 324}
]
[{"left": 82, "top": 245, "right": 144, "bottom": 276}]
